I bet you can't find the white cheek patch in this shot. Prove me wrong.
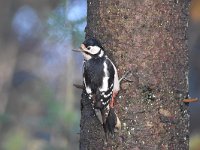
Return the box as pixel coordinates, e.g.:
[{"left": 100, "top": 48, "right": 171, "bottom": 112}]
[
  {"left": 82, "top": 52, "right": 92, "bottom": 60},
  {"left": 90, "top": 46, "right": 101, "bottom": 54},
  {"left": 81, "top": 46, "right": 101, "bottom": 60},
  {"left": 81, "top": 44, "right": 92, "bottom": 60}
]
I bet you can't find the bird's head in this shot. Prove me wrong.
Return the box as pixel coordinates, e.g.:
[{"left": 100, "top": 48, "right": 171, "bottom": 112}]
[{"left": 79, "top": 38, "right": 105, "bottom": 60}]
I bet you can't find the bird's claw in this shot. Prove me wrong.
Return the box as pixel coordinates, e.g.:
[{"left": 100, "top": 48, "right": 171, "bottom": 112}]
[{"left": 119, "top": 70, "right": 133, "bottom": 84}]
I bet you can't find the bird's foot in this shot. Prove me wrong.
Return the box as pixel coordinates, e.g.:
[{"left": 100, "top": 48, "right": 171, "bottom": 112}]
[{"left": 119, "top": 70, "right": 134, "bottom": 84}]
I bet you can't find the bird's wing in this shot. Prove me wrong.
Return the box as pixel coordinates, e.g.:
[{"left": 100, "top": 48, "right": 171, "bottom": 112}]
[
  {"left": 95, "top": 58, "right": 116, "bottom": 108},
  {"left": 83, "top": 61, "right": 92, "bottom": 99},
  {"left": 106, "top": 58, "right": 120, "bottom": 93}
]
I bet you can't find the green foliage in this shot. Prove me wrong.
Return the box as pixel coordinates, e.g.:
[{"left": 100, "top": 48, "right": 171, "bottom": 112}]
[
  {"left": 30, "top": 81, "right": 79, "bottom": 131},
  {"left": 190, "top": 134, "right": 200, "bottom": 150},
  {"left": 3, "top": 129, "right": 27, "bottom": 150},
  {"left": 0, "top": 113, "right": 10, "bottom": 124}
]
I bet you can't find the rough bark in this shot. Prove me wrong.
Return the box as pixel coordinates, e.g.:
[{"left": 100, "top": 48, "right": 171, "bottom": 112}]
[{"left": 80, "top": 0, "right": 190, "bottom": 149}]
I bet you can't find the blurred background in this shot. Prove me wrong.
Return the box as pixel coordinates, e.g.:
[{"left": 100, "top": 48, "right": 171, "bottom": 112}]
[
  {"left": 0, "top": 0, "right": 200, "bottom": 150},
  {"left": 189, "top": 0, "right": 200, "bottom": 149},
  {"left": 0, "top": 0, "right": 86, "bottom": 149}
]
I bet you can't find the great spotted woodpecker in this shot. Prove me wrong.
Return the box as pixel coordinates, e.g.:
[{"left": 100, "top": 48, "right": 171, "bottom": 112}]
[{"left": 74, "top": 38, "right": 121, "bottom": 140}]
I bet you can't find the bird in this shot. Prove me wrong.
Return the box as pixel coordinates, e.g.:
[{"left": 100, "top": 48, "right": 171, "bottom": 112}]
[{"left": 73, "top": 38, "right": 121, "bottom": 141}]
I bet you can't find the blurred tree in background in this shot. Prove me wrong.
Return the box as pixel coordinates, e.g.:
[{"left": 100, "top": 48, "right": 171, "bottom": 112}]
[{"left": 0, "top": 0, "right": 86, "bottom": 149}]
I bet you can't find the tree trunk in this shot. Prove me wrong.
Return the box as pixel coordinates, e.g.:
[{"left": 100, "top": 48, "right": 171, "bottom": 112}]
[{"left": 80, "top": 0, "right": 190, "bottom": 149}]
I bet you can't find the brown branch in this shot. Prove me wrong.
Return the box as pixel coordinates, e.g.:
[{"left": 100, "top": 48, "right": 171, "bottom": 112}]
[{"left": 183, "top": 98, "right": 198, "bottom": 103}]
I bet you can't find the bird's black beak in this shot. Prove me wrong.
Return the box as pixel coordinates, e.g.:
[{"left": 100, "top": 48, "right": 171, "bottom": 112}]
[
  {"left": 72, "top": 44, "right": 86, "bottom": 53},
  {"left": 72, "top": 49, "right": 82, "bottom": 52}
]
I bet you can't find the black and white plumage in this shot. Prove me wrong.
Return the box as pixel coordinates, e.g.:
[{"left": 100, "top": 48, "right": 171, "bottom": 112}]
[
  {"left": 83, "top": 56, "right": 115, "bottom": 109},
  {"left": 79, "top": 38, "right": 121, "bottom": 140}
]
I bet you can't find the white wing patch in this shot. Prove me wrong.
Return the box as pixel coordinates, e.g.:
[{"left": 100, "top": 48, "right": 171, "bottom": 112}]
[
  {"left": 99, "top": 61, "right": 109, "bottom": 92},
  {"left": 83, "top": 61, "right": 92, "bottom": 96},
  {"left": 107, "top": 58, "right": 120, "bottom": 92},
  {"left": 83, "top": 76, "right": 91, "bottom": 94}
]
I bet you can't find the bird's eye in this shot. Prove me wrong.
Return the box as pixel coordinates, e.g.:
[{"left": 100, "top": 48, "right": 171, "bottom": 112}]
[{"left": 87, "top": 47, "right": 91, "bottom": 50}]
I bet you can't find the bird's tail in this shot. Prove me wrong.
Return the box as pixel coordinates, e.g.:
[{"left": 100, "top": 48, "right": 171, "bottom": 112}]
[
  {"left": 105, "top": 107, "right": 121, "bottom": 136},
  {"left": 94, "top": 107, "right": 121, "bottom": 142}
]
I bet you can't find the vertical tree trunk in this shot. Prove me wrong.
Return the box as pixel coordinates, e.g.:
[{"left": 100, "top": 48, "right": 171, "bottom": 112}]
[{"left": 80, "top": 0, "right": 190, "bottom": 149}]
